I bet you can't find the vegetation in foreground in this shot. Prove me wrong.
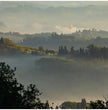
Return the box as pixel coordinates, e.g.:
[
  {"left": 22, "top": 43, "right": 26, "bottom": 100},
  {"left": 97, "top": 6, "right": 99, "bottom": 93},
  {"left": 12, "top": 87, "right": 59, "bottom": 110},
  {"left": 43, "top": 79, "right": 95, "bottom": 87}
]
[
  {"left": 0, "top": 62, "right": 51, "bottom": 109},
  {"left": 0, "top": 62, "right": 108, "bottom": 109}
]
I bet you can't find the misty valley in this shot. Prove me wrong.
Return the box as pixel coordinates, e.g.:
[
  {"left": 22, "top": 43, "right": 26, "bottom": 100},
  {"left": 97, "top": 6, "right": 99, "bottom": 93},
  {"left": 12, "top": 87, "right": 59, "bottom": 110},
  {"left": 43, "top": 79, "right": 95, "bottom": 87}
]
[
  {"left": 1, "top": 1, "right": 108, "bottom": 108},
  {"left": 1, "top": 31, "right": 108, "bottom": 108},
  {"left": 1, "top": 37, "right": 108, "bottom": 108}
]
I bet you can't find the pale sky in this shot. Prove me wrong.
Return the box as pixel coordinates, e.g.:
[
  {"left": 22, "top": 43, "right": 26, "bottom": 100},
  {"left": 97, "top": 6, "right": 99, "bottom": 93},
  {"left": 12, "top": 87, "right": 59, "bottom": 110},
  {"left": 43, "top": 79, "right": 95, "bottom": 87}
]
[{"left": 0, "top": 1, "right": 108, "bottom": 34}]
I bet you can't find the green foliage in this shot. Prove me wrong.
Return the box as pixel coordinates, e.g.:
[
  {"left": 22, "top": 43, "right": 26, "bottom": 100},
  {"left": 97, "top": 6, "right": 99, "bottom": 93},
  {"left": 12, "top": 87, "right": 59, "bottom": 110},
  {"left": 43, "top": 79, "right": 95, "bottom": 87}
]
[
  {"left": 0, "top": 38, "right": 57, "bottom": 55},
  {"left": 0, "top": 62, "right": 45, "bottom": 109}
]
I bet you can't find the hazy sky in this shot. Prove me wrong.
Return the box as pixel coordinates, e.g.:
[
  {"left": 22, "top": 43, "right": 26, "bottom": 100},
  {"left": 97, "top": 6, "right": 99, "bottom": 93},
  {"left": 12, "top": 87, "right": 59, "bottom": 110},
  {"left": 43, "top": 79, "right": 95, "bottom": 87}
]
[{"left": 0, "top": 1, "right": 108, "bottom": 34}]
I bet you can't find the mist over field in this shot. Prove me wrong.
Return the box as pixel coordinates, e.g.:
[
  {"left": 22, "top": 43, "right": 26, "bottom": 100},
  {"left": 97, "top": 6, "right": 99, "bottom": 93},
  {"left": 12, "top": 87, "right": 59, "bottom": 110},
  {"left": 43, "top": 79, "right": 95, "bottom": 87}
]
[
  {"left": 1, "top": 1, "right": 108, "bottom": 108},
  {"left": 1, "top": 55, "right": 108, "bottom": 104}
]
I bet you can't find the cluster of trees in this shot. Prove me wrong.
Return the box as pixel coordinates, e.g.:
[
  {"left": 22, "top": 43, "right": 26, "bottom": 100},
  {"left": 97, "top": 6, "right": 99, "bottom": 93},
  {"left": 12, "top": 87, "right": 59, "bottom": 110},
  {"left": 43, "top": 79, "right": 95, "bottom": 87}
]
[
  {"left": 59, "top": 44, "right": 108, "bottom": 58},
  {"left": 60, "top": 99, "right": 87, "bottom": 109},
  {"left": 90, "top": 99, "right": 108, "bottom": 109},
  {"left": 0, "top": 38, "right": 57, "bottom": 56},
  {"left": 60, "top": 99, "right": 108, "bottom": 109},
  {"left": 32, "top": 46, "right": 57, "bottom": 56}
]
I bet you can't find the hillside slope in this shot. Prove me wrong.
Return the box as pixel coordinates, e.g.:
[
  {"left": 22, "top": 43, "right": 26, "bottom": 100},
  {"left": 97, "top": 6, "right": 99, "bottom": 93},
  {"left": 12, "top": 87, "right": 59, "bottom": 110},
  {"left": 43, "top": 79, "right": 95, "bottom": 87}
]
[{"left": 0, "top": 38, "right": 57, "bottom": 55}]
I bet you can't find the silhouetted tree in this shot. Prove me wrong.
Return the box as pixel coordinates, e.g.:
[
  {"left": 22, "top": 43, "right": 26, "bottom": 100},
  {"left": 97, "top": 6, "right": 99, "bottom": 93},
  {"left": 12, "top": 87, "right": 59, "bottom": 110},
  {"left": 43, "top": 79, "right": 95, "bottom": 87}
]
[
  {"left": 79, "top": 48, "right": 85, "bottom": 56},
  {"left": 70, "top": 46, "right": 74, "bottom": 55},
  {"left": 81, "top": 98, "right": 86, "bottom": 109},
  {"left": 64, "top": 46, "right": 68, "bottom": 54},
  {"left": 44, "top": 100, "right": 50, "bottom": 109},
  {"left": 59, "top": 46, "right": 68, "bottom": 55},
  {"left": 59, "top": 46, "right": 63, "bottom": 55},
  {"left": 90, "top": 100, "right": 106, "bottom": 109},
  {"left": 0, "top": 62, "right": 44, "bottom": 109}
]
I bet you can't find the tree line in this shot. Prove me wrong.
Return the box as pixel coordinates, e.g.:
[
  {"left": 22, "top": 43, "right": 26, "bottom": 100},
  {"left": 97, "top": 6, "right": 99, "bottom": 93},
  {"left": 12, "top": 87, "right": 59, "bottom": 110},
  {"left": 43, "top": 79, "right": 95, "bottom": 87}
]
[{"left": 59, "top": 44, "right": 108, "bottom": 58}]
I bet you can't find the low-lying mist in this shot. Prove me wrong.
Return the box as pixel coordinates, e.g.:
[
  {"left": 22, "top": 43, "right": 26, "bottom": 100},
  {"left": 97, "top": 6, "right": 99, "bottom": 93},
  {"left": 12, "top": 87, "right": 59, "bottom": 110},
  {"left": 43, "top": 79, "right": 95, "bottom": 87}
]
[{"left": 1, "top": 55, "right": 108, "bottom": 105}]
